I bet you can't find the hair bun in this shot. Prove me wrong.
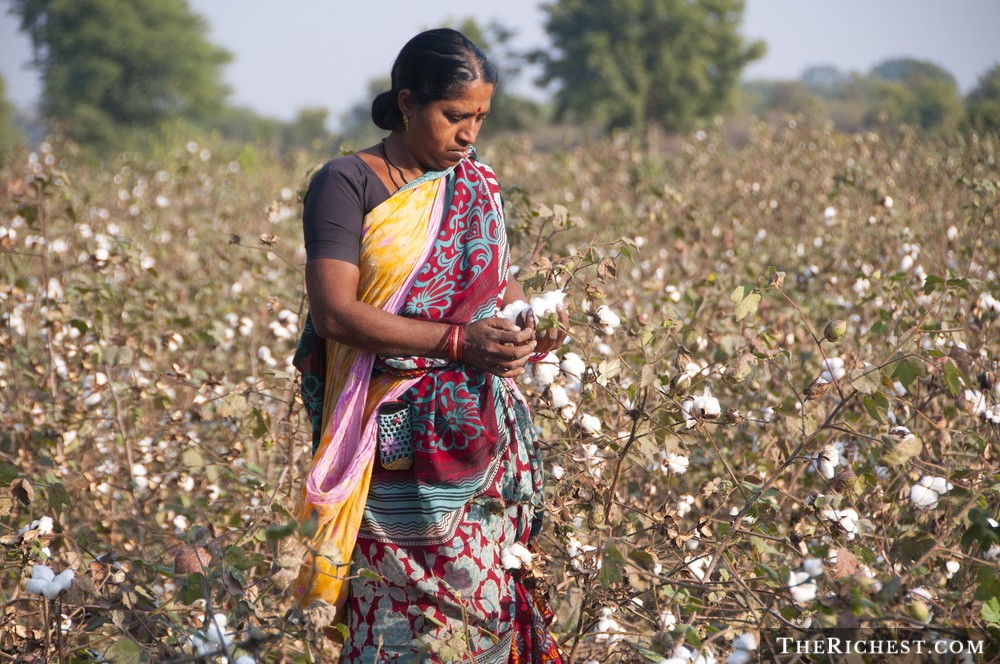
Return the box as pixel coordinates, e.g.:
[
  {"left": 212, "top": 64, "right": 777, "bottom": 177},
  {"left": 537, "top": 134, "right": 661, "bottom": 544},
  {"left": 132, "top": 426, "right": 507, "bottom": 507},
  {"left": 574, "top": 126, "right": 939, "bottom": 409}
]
[{"left": 371, "top": 90, "right": 403, "bottom": 131}]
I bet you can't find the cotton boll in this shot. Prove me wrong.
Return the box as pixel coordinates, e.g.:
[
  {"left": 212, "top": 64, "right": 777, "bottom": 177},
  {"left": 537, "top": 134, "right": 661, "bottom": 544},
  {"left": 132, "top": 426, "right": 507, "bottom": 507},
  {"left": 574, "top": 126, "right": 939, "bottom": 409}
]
[
  {"left": 666, "top": 452, "right": 689, "bottom": 474},
  {"left": 802, "top": 558, "right": 824, "bottom": 578},
  {"left": 787, "top": 570, "right": 817, "bottom": 603},
  {"left": 547, "top": 385, "right": 570, "bottom": 409},
  {"left": 25, "top": 578, "right": 50, "bottom": 595},
  {"left": 920, "top": 476, "right": 953, "bottom": 495},
  {"left": 501, "top": 547, "right": 524, "bottom": 569},
  {"left": 531, "top": 353, "right": 560, "bottom": 387},
  {"left": 498, "top": 300, "right": 530, "bottom": 323},
  {"left": 32, "top": 565, "right": 55, "bottom": 583},
  {"left": 550, "top": 465, "right": 565, "bottom": 480},
  {"left": 909, "top": 483, "right": 939, "bottom": 509},
  {"left": 560, "top": 352, "right": 586, "bottom": 380},
  {"left": 529, "top": 290, "right": 566, "bottom": 317},
  {"left": 580, "top": 413, "right": 602, "bottom": 436}
]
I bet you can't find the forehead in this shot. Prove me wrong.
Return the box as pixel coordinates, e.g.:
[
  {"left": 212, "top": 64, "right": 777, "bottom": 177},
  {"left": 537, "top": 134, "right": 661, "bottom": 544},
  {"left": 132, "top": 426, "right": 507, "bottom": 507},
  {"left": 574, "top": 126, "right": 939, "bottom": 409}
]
[{"left": 437, "top": 81, "right": 494, "bottom": 109}]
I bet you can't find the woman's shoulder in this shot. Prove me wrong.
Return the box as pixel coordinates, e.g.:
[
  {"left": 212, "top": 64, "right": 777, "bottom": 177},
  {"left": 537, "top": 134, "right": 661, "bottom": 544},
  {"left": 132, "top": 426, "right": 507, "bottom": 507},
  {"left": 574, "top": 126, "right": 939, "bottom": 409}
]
[{"left": 311, "top": 153, "right": 373, "bottom": 186}]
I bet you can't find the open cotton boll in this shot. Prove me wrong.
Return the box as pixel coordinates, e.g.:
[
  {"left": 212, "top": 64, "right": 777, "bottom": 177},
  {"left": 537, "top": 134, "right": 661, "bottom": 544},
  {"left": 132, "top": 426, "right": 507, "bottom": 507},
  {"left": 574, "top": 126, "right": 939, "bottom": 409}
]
[
  {"left": 501, "top": 542, "right": 533, "bottom": 570},
  {"left": 497, "top": 300, "right": 530, "bottom": 324},
  {"left": 547, "top": 385, "right": 570, "bottom": 409},
  {"left": 25, "top": 578, "right": 50, "bottom": 595},
  {"left": 787, "top": 569, "right": 818, "bottom": 603},
  {"left": 579, "top": 413, "right": 602, "bottom": 436},
  {"left": 205, "top": 613, "right": 233, "bottom": 646},
  {"left": 560, "top": 352, "right": 586, "bottom": 380},
  {"left": 31, "top": 565, "right": 56, "bottom": 583},
  {"left": 529, "top": 290, "right": 566, "bottom": 317},
  {"left": 909, "top": 483, "right": 939, "bottom": 509},
  {"left": 235, "top": 657, "right": 256, "bottom": 664},
  {"left": 802, "top": 558, "right": 824, "bottom": 578},
  {"left": 920, "top": 475, "right": 953, "bottom": 495},
  {"left": 53, "top": 569, "right": 75, "bottom": 591}
]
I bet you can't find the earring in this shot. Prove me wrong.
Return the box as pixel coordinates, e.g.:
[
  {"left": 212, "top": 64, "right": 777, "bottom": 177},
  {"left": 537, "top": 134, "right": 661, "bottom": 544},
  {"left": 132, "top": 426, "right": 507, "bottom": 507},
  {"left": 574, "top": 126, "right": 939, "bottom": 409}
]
[{"left": 403, "top": 115, "right": 409, "bottom": 131}]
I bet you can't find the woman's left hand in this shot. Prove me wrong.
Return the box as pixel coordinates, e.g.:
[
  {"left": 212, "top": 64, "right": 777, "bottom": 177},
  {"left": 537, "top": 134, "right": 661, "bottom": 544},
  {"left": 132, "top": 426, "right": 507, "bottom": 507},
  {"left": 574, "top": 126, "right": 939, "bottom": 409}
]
[{"left": 519, "top": 305, "right": 569, "bottom": 356}]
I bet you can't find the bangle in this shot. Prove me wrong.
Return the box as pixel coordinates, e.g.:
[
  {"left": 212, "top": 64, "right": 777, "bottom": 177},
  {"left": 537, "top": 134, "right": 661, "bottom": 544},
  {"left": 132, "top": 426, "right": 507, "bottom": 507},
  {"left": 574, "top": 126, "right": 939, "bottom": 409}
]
[
  {"left": 528, "top": 353, "right": 548, "bottom": 363},
  {"left": 447, "top": 324, "right": 464, "bottom": 362}
]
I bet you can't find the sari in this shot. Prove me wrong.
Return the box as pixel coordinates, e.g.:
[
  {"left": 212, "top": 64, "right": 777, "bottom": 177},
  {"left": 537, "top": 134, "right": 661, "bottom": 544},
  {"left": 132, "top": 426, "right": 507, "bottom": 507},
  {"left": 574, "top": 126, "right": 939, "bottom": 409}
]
[{"left": 293, "top": 155, "right": 563, "bottom": 663}]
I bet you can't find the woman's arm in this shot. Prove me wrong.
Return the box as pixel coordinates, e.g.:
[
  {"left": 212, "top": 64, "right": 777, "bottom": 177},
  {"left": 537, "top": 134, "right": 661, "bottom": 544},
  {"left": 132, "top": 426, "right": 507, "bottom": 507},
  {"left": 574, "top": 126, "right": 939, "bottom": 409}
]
[{"left": 306, "top": 258, "right": 537, "bottom": 376}]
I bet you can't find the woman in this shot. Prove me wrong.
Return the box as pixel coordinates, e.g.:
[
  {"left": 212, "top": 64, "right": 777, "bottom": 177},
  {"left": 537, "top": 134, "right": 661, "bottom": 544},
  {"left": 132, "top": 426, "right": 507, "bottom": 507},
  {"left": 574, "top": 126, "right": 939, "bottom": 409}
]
[{"left": 292, "top": 29, "right": 566, "bottom": 663}]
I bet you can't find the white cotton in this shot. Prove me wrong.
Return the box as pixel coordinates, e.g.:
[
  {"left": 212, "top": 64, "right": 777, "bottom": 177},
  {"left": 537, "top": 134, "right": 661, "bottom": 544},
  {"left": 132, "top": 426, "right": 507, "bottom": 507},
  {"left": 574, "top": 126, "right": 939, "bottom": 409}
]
[
  {"left": 732, "top": 633, "right": 757, "bottom": 651},
  {"left": 920, "top": 475, "right": 953, "bottom": 495},
  {"left": 550, "top": 465, "right": 565, "bottom": 480},
  {"left": 727, "top": 652, "right": 751, "bottom": 664},
  {"left": 813, "top": 445, "right": 840, "bottom": 479},
  {"left": 691, "top": 387, "right": 721, "bottom": 418},
  {"left": 802, "top": 558, "right": 824, "bottom": 578},
  {"left": 501, "top": 548, "right": 524, "bottom": 570},
  {"left": 685, "top": 555, "right": 708, "bottom": 580},
  {"left": 594, "top": 305, "right": 621, "bottom": 335},
  {"left": 32, "top": 565, "right": 55, "bottom": 583},
  {"left": 945, "top": 560, "right": 960, "bottom": 579},
  {"left": 821, "top": 357, "right": 846, "bottom": 382},
  {"left": 497, "top": 300, "right": 530, "bottom": 323},
  {"left": 529, "top": 290, "right": 566, "bottom": 318},
  {"left": 659, "top": 609, "right": 677, "bottom": 630},
  {"left": 560, "top": 352, "right": 586, "bottom": 380},
  {"left": 548, "top": 385, "right": 570, "bottom": 409},
  {"left": 205, "top": 613, "right": 232, "bottom": 647},
  {"left": 666, "top": 452, "right": 690, "bottom": 475},
  {"left": 580, "top": 413, "right": 602, "bottom": 436},
  {"left": 820, "top": 508, "right": 860, "bottom": 539},
  {"left": 531, "top": 353, "right": 560, "bottom": 387},
  {"left": 676, "top": 495, "right": 695, "bottom": 518},
  {"left": 787, "top": 570, "right": 818, "bottom": 604},
  {"left": 909, "top": 483, "right": 939, "bottom": 509}
]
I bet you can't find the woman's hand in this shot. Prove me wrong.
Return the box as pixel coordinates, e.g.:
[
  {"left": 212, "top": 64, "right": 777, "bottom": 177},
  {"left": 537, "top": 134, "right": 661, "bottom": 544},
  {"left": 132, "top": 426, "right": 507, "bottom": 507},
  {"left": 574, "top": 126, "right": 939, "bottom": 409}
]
[
  {"left": 523, "top": 305, "right": 569, "bottom": 355},
  {"left": 463, "top": 318, "right": 536, "bottom": 378}
]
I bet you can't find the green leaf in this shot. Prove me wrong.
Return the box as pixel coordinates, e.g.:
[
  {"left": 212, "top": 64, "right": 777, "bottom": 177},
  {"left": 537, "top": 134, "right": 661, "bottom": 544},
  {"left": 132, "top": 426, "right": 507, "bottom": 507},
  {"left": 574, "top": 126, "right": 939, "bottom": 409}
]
[
  {"left": 942, "top": 360, "right": 963, "bottom": 396},
  {"left": 863, "top": 394, "right": 886, "bottom": 424},
  {"left": 882, "top": 434, "right": 922, "bottom": 466},
  {"left": 265, "top": 520, "right": 296, "bottom": 541},
  {"left": 890, "top": 357, "right": 925, "bottom": 389},
  {"left": 179, "top": 573, "right": 206, "bottom": 605},
  {"left": 923, "top": 274, "right": 946, "bottom": 294},
  {"left": 106, "top": 638, "right": 144, "bottom": 664},
  {"left": 983, "top": 596, "right": 1000, "bottom": 626},
  {"left": 729, "top": 285, "right": 761, "bottom": 321},
  {"left": 849, "top": 366, "right": 881, "bottom": 395}
]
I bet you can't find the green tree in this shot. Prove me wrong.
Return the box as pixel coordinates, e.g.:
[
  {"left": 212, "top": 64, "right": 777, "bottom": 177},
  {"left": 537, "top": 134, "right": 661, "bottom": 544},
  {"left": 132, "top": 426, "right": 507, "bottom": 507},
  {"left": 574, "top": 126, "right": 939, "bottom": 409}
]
[
  {"left": 11, "top": 0, "right": 232, "bottom": 149},
  {"left": 866, "top": 58, "right": 962, "bottom": 130},
  {"left": 536, "top": 0, "right": 765, "bottom": 133},
  {"left": 965, "top": 64, "right": 1000, "bottom": 135},
  {"left": 0, "top": 74, "right": 24, "bottom": 165}
]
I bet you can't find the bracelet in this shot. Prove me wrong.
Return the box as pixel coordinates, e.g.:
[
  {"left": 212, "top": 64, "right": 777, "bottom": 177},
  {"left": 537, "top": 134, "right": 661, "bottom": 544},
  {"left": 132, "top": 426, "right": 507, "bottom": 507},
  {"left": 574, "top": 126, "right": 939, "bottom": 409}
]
[
  {"left": 527, "top": 352, "right": 548, "bottom": 363},
  {"left": 447, "top": 324, "right": 464, "bottom": 362}
]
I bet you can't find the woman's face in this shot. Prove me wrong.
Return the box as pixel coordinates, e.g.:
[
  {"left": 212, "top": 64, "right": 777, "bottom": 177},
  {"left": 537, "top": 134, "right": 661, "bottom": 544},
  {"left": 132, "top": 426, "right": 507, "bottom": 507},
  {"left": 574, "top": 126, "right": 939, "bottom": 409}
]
[{"left": 400, "top": 81, "right": 494, "bottom": 171}]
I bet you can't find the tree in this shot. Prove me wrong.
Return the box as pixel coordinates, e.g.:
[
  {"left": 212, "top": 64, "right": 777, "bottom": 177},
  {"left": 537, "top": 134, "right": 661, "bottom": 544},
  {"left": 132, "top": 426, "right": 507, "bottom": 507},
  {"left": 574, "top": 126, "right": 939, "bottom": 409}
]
[
  {"left": 965, "top": 64, "right": 1000, "bottom": 135},
  {"left": 11, "top": 0, "right": 232, "bottom": 149},
  {"left": 866, "top": 58, "right": 962, "bottom": 130},
  {"left": 0, "top": 74, "right": 24, "bottom": 165},
  {"left": 536, "top": 0, "right": 765, "bottom": 133}
]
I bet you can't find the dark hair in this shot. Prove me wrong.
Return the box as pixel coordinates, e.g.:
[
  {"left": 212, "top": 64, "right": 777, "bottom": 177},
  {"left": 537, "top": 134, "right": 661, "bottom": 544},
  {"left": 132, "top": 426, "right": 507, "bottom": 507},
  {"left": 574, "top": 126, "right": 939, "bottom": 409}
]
[{"left": 371, "top": 28, "right": 498, "bottom": 131}]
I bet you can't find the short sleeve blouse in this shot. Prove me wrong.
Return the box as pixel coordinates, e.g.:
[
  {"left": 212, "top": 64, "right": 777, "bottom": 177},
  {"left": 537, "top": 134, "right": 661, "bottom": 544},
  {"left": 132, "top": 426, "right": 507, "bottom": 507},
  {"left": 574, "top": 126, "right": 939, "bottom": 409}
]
[{"left": 302, "top": 154, "right": 390, "bottom": 265}]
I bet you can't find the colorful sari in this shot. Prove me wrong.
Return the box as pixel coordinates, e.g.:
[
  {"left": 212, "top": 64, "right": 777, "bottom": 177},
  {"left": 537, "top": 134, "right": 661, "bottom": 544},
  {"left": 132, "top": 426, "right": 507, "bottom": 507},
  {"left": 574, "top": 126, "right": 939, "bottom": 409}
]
[{"left": 293, "top": 156, "right": 563, "bottom": 663}]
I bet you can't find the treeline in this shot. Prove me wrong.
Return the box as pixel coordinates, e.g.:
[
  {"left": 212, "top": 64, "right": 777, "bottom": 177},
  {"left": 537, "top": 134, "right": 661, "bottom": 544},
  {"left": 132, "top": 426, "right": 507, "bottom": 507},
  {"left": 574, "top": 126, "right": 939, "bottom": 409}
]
[
  {"left": 738, "top": 60, "right": 1000, "bottom": 134},
  {"left": 1, "top": 0, "right": 998, "bottom": 165}
]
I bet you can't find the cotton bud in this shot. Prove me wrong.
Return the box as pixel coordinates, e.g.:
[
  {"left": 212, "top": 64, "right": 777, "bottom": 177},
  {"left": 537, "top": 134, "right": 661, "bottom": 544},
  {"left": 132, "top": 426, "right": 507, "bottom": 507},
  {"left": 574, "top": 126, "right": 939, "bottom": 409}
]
[
  {"left": 724, "top": 408, "right": 745, "bottom": 425},
  {"left": 823, "top": 320, "right": 847, "bottom": 342},
  {"left": 909, "top": 599, "right": 930, "bottom": 623},
  {"left": 804, "top": 377, "right": 832, "bottom": 400},
  {"left": 979, "top": 370, "right": 996, "bottom": 391}
]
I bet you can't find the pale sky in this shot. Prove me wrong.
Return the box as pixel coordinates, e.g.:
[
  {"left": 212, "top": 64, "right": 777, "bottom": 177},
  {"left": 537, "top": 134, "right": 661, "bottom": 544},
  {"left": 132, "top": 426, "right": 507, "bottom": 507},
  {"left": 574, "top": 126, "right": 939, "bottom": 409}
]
[{"left": 2, "top": 1, "right": 998, "bottom": 129}]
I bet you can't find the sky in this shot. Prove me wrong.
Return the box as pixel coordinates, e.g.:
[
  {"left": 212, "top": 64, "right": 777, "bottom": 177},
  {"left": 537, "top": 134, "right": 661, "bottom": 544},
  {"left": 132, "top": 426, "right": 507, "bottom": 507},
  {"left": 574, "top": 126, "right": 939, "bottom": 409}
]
[{"left": 2, "top": 0, "right": 999, "bottom": 129}]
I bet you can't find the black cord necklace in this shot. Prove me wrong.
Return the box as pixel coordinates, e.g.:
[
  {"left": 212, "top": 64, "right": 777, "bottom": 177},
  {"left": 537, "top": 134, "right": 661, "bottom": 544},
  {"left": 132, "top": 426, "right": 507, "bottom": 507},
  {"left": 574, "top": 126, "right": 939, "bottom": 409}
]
[{"left": 379, "top": 138, "right": 409, "bottom": 189}]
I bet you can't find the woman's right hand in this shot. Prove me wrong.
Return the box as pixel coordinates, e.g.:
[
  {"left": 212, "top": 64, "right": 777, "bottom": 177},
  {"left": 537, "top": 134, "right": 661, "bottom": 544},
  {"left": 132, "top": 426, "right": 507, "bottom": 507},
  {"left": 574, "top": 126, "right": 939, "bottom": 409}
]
[{"left": 462, "top": 318, "right": 537, "bottom": 378}]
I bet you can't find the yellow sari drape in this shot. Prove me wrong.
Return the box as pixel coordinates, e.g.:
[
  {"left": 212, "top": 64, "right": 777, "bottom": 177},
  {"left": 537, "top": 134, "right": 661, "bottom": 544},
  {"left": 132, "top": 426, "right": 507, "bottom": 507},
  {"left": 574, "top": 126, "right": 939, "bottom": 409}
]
[{"left": 292, "top": 176, "right": 445, "bottom": 608}]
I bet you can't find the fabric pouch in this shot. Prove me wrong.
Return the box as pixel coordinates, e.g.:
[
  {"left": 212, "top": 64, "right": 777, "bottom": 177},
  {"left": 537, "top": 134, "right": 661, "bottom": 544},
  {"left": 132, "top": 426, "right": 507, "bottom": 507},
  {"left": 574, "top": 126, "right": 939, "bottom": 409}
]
[{"left": 377, "top": 401, "right": 414, "bottom": 471}]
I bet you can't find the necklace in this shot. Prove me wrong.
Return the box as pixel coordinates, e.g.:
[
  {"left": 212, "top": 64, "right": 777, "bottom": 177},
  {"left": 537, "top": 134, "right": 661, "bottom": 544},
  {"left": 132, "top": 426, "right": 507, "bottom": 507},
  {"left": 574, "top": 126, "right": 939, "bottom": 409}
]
[{"left": 379, "top": 139, "right": 409, "bottom": 190}]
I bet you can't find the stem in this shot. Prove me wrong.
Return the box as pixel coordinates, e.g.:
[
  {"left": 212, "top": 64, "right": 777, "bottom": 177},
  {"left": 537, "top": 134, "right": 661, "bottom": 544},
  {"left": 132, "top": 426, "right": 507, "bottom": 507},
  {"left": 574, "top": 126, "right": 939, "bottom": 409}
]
[{"left": 603, "top": 387, "right": 648, "bottom": 525}]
